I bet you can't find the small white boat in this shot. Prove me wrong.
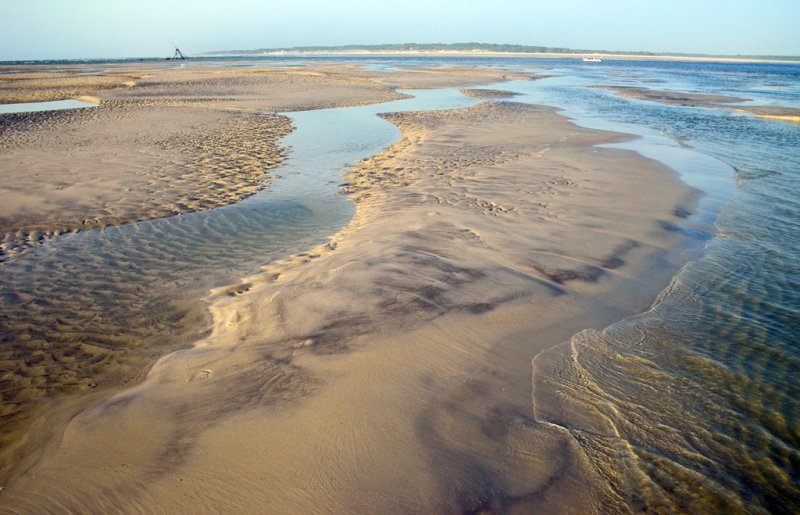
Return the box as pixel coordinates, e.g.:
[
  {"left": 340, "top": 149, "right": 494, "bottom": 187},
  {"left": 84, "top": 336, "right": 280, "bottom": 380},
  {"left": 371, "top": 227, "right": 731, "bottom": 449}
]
[{"left": 582, "top": 55, "right": 603, "bottom": 63}]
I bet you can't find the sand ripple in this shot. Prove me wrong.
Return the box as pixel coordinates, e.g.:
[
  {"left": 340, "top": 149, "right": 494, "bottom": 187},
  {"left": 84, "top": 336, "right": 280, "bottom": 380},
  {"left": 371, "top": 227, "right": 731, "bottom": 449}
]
[{"left": 0, "top": 100, "right": 292, "bottom": 259}]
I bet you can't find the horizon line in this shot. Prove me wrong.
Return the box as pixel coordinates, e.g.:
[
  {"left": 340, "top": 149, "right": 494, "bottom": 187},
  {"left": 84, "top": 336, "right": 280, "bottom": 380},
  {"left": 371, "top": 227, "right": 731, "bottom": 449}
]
[
  {"left": 3, "top": 42, "right": 800, "bottom": 64},
  {"left": 202, "top": 42, "right": 800, "bottom": 60}
]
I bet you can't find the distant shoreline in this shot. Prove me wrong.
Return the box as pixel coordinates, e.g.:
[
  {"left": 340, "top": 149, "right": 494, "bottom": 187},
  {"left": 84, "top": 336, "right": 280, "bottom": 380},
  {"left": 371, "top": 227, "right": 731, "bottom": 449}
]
[
  {"left": 4, "top": 50, "right": 799, "bottom": 66},
  {"left": 197, "top": 49, "right": 800, "bottom": 64}
]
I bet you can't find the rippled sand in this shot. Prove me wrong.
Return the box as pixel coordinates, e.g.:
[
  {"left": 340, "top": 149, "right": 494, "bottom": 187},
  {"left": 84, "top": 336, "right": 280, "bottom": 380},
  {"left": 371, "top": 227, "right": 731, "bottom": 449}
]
[
  {"left": 0, "top": 103, "right": 293, "bottom": 257},
  {"left": 0, "top": 64, "right": 417, "bottom": 258},
  {"left": 0, "top": 68, "right": 142, "bottom": 104},
  {"left": 460, "top": 88, "right": 522, "bottom": 99},
  {"left": 0, "top": 63, "right": 532, "bottom": 490},
  {"left": 1, "top": 99, "right": 698, "bottom": 511}
]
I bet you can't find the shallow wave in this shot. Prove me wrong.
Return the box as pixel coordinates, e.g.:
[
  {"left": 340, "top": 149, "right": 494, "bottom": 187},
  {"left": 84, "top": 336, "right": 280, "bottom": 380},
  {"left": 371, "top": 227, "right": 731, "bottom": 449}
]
[{"left": 533, "top": 249, "right": 800, "bottom": 512}]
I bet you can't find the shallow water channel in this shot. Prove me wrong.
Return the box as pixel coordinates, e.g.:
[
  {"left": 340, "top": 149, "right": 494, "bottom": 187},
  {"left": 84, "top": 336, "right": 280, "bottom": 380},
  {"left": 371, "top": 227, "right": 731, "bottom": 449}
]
[
  {"left": 0, "top": 89, "right": 479, "bottom": 421},
  {"left": 0, "top": 99, "right": 98, "bottom": 114}
]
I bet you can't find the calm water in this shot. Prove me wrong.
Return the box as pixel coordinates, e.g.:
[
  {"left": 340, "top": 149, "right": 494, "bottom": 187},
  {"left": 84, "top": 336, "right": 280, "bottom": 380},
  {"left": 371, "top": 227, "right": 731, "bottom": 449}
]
[
  {"left": 2, "top": 57, "right": 799, "bottom": 510},
  {"left": 0, "top": 99, "right": 98, "bottom": 114},
  {"left": 502, "top": 60, "right": 800, "bottom": 512}
]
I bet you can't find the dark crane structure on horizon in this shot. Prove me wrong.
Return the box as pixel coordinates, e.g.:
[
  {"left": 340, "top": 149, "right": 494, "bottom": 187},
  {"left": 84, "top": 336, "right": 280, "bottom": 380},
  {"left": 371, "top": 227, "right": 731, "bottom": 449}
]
[{"left": 168, "top": 44, "right": 187, "bottom": 60}]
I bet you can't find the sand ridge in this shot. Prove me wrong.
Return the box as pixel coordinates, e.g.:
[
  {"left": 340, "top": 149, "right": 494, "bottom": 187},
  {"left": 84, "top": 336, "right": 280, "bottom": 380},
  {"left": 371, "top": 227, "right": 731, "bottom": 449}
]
[
  {"left": 595, "top": 85, "right": 750, "bottom": 107},
  {"left": 0, "top": 69, "right": 143, "bottom": 104},
  {"left": 596, "top": 85, "right": 800, "bottom": 123},
  {"left": 736, "top": 105, "right": 800, "bottom": 123},
  {"left": 460, "top": 88, "right": 522, "bottom": 99},
  {"left": 1, "top": 99, "right": 700, "bottom": 511}
]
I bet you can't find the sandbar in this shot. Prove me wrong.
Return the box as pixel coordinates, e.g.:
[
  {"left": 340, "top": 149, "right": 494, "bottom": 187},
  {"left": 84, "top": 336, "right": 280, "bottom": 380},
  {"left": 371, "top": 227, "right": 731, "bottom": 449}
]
[
  {"left": 597, "top": 85, "right": 800, "bottom": 123},
  {"left": 1, "top": 92, "right": 698, "bottom": 512},
  {"left": 0, "top": 62, "right": 535, "bottom": 487},
  {"left": 460, "top": 88, "right": 521, "bottom": 99},
  {"left": 736, "top": 105, "right": 800, "bottom": 123},
  {"left": 595, "top": 85, "right": 750, "bottom": 107}
]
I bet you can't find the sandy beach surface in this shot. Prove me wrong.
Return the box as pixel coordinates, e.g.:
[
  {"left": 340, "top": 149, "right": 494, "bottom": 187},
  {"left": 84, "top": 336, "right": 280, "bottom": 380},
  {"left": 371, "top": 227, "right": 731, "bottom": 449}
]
[
  {"left": 0, "top": 63, "right": 535, "bottom": 491},
  {"left": 0, "top": 60, "right": 699, "bottom": 511},
  {"left": 0, "top": 65, "right": 394, "bottom": 257},
  {"left": 0, "top": 64, "right": 533, "bottom": 258}
]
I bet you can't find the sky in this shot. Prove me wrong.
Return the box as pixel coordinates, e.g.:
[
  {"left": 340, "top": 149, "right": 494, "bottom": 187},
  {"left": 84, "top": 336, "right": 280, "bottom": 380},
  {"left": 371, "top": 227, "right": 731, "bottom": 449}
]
[{"left": 1, "top": 0, "right": 798, "bottom": 60}]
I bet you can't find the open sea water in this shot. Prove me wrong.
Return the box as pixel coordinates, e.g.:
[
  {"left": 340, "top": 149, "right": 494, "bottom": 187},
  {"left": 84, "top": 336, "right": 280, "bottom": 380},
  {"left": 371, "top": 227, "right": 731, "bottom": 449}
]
[{"left": 1, "top": 56, "right": 799, "bottom": 511}]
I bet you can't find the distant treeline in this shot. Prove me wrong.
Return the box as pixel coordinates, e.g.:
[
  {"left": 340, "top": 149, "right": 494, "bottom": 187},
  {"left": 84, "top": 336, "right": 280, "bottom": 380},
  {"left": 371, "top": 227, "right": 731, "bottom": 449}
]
[
  {"left": 205, "top": 42, "right": 799, "bottom": 61},
  {"left": 213, "top": 42, "right": 606, "bottom": 55}
]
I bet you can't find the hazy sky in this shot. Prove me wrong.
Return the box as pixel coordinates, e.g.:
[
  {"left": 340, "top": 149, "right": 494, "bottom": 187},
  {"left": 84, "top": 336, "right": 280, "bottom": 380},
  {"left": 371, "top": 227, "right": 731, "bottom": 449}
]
[{"left": 1, "top": 0, "right": 798, "bottom": 60}]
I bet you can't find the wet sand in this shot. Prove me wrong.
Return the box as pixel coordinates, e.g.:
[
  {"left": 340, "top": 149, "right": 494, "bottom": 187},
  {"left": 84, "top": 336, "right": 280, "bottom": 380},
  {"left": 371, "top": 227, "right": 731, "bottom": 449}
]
[
  {"left": 460, "top": 88, "right": 521, "bottom": 99},
  {"left": 0, "top": 65, "right": 404, "bottom": 257},
  {"left": 0, "top": 64, "right": 533, "bottom": 258},
  {"left": 0, "top": 103, "right": 293, "bottom": 257},
  {"left": 1, "top": 95, "right": 698, "bottom": 511},
  {"left": 597, "top": 85, "right": 800, "bottom": 123},
  {"left": 736, "top": 105, "right": 800, "bottom": 123},
  {"left": 595, "top": 85, "right": 750, "bottom": 107},
  {"left": 0, "top": 64, "right": 533, "bottom": 489},
  {"left": 0, "top": 68, "right": 141, "bottom": 104}
]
